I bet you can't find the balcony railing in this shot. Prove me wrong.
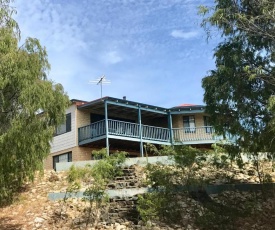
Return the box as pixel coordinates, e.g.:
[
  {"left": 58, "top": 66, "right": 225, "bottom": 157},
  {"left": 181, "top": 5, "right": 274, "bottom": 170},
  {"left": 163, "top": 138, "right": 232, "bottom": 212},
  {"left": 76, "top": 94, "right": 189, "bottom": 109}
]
[
  {"left": 78, "top": 119, "right": 217, "bottom": 144},
  {"left": 108, "top": 119, "right": 140, "bottom": 138},
  {"left": 78, "top": 120, "right": 106, "bottom": 143},
  {"left": 142, "top": 125, "right": 170, "bottom": 142},
  {"left": 173, "top": 126, "right": 214, "bottom": 142}
]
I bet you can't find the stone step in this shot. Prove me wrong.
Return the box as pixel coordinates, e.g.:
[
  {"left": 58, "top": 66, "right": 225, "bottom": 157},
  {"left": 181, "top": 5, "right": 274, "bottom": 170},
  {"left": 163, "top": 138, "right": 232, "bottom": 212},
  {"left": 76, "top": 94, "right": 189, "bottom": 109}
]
[
  {"left": 114, "top": 178, "right": 138, "bottom": 182},
  {"left": 114, "top": 175, "right": 137, "bottom": 180},
  {"left": 122, "top": 168, "right": 135, "bottom": 172},
  {"left": 107, "top": 182, "right": 140, "bottom": 189},
  {"left": 109, "top": 202, "right": 137, "bottom": 207}
]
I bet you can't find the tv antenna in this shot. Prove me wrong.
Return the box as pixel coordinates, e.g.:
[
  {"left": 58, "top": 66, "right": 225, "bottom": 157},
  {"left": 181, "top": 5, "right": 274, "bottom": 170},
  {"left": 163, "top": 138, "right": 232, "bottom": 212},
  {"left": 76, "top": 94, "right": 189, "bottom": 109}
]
[{"left": 89, "top": 75, "right": 111, "bottom": 98}]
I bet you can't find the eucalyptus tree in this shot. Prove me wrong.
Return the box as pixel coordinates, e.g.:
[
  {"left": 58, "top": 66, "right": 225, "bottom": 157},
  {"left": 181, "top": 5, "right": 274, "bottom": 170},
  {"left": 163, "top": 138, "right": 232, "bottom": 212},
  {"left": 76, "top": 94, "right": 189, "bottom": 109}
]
[
  {"left": 0, "top": 0, "right": 69, "bottom": 204},
  {"left": 200, "top": 0, "right": 275, "bottom": 161}
]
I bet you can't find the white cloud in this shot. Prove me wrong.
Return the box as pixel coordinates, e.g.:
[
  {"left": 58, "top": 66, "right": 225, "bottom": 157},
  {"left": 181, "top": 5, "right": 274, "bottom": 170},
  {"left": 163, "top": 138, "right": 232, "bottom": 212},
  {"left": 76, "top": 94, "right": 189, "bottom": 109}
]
[
  {"left": 13, "top": 0, "right": 217, "bottom": 106},
  {"left": 170, "top": 30, "right": 199, "bottom": 39},
  {"left": 101, "top": 51, "right": 123, "bottom": 64}
]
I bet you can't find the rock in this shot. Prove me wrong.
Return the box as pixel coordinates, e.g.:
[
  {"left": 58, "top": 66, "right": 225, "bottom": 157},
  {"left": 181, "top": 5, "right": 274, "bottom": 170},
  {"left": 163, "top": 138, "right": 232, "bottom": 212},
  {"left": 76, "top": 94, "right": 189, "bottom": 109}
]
[
  {"left": 35, "top": 223, "right": 42, "bottom": 228},
  {"left": 48, "top": 173, "right": 60, "bottom": 182},
  {"left": 115, "top": 224, "right": 127, "bottom": 230},
  {"left": 138, "top": 220, "right": 144, "bottom": 225},
  {"left": 152, "top": 227, "right": 161, "bottom": 230},
  {"left": 146, "top": 220, "right": 153, "bottom": 227},
  {"left": 34, "top": 217, "right": 44, "bottom": 223}
]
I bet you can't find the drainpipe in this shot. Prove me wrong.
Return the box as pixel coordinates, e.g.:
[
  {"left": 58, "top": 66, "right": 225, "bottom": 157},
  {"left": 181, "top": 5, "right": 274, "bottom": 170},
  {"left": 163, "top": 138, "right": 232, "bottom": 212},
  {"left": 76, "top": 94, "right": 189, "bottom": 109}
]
[
  {"left": 138, "top": 106, "right": 144, "bottom": 157},
  {"left": 104, "top": 100, "right": 109, "bottom": 156}
]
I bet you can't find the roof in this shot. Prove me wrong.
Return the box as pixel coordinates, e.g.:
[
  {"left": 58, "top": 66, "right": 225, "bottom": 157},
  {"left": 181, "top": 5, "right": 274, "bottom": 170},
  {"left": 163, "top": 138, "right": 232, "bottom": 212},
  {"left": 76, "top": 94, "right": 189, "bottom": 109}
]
[
  {"left": 170, "top": 103, "right": 205, "bottom": 113},
  {"left": 70, "top": 99, "right": 88, "bottom": 106},
  {"left": 78, "top": 96, "right": 167, "bottom": 111},
  {"left": 177, "top": 103, "right": 196, "bottom": 107},
  {"left": 77, "top": 96, "right": 168, "bottom": 118},
  {"left": 76, "top": 96, "right": 205, "bottom": 115},
  {"left": 70, "top": 99, "right": 88, "bottom": 103}
]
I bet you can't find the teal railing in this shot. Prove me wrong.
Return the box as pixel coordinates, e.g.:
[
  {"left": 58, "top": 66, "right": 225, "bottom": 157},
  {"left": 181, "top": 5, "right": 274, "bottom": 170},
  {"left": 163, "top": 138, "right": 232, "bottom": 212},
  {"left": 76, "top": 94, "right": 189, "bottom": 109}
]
[
  {"left": 172, "top": 126, "right": 215, "bottom": 142},
  {"left": 78, "top": 120, "right": 217, "bottom": 144},
  {"left": 142, "top": 124, "right": 170, "bottom": 142},
  {"left": 78, "top": 120, "right": 106, "bottom": 143},
  {"left": 108, "top": 119, "right": 140, "bottom": 138}
]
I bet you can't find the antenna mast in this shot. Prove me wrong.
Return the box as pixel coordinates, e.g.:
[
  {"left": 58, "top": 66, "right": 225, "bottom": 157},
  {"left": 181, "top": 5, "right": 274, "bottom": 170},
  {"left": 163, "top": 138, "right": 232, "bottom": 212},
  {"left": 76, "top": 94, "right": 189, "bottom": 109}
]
[{"left": 89, "top": 75, "right": 111, "bottom": 98}]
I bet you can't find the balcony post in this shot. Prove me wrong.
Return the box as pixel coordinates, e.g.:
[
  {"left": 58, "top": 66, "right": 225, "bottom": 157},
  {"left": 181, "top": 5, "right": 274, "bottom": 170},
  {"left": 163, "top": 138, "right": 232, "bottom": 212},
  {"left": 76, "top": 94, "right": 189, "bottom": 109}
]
[
  {"left": 104, "top": 100, "right": 109, "bottom": 156},
  {"left": 138, "top": 106, "right": 144, "bottom": 157},
  {"left": 168, "top": 111, "right": 173, "bottom": 145}
]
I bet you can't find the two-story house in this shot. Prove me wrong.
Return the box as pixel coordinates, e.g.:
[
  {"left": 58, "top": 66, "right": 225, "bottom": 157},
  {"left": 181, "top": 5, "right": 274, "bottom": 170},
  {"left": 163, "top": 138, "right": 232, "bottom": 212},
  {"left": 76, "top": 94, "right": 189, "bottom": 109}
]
[{"left": 44, "top": 96, "right": 222, "bottom": 170}]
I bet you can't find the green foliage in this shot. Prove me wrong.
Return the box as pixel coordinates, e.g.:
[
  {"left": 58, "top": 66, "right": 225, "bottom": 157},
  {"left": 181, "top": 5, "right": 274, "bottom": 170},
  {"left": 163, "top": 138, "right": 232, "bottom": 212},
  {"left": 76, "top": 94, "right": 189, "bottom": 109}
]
[
  {"left": 199, "top": 0, "right": 275, "bottom": 161},
  {"left": 199, "top": 0, "right": 275, "bottom": 43},
  {"left": 92, "top": 148, "right": 108, "bottom": 159},
  {"left": 144, "top": 163, "right": 178, "bottom": 189},
  {"left": 67, "top": 150, "right": 127, "bottom": 189},
  {"left": 137, "top": 192, "right": 160, "bottom": 223},
  {"left": 137, "top": 191, "right": 183, "bottom": 225},
  {"left": 0, "top": 0, "right": 69, "bottom": 205},
  {"left": 194, "top": 191, "right": 261, "bottom": 230},
  {"left": 143, "top": 146, "right": 208, "bottom": 190},
  {"left": 195, "top": 206, "right": 236, "bottom": 230},
  {"left": 172, "top": 146, "right": 207, "bottom": 186},
  {"left": 144, "top": 143, "right": 175, "bottom": 156},
  {"left": 65, "top": 149, "right": 127, "bottom": 227},
  {"left": 138, "top": 143, "right": 275, "bottom": 228},
  {"left": 91, "top": 149, "right": 127, "bottom": 182},
  {"left": 67, "top": 164, "right": 93, "bottom": 184},
  {"left": 207, "top": 144, "right": 231, "bottom": 170},
  {"left": 173, "top": 146, "right": 206, "bottom": 168},
  {"left": 137, "top": 146, "right": 207, "bottom": 226}
]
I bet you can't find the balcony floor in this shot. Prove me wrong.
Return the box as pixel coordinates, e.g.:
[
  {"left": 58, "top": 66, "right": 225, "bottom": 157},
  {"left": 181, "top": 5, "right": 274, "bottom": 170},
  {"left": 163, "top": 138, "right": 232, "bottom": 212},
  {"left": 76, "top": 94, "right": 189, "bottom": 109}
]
[{"left": 78, "top": 133, "right": 172, "bottom": 146}]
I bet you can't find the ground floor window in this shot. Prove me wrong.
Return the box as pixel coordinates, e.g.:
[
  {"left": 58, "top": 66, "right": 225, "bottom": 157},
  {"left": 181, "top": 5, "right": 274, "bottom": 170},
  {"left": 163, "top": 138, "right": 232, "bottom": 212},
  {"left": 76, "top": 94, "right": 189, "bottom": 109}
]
[{"left": 53, "top": 152, "right": 72, "bottom": 170}]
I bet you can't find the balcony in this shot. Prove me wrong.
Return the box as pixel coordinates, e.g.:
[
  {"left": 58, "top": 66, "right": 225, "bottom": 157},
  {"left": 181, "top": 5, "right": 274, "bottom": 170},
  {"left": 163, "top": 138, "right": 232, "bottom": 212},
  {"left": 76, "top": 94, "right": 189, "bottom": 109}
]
[{"left": 78, "top": 119, "right": 221, "bottom": 146}]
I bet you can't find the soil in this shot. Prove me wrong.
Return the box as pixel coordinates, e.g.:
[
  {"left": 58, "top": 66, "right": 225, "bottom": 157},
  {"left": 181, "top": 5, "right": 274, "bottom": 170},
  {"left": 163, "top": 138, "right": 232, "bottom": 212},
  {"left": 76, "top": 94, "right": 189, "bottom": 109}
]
[{"left": 1, "top": 163, "right": 275, "bottom": 230}]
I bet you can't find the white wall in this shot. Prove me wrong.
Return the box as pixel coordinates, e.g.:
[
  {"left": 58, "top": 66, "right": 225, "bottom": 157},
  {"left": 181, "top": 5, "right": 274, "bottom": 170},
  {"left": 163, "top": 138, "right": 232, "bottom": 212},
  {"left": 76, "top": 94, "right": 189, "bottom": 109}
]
[
  {"left": 50, "top": 105, "right": 77, "bottom": 153},
  {"left": 56, "top": 156, "right": 173, "bottom": 171}
]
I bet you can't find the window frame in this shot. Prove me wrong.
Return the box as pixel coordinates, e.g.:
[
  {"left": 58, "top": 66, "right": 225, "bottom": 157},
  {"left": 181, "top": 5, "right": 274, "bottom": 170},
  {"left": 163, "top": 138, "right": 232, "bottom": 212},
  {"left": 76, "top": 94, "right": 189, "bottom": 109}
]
[
  {"left": 53, "top": 151, "right": 72, "bottom": 170},
  {"left": 203, "top": 116, "right": 213, "bottom": 133},
  {"left": 183, "top": 115, "right": 196, "bottom": 133},
  {"left": 55, "top": 113, "right": 71, "bottom": 136}
]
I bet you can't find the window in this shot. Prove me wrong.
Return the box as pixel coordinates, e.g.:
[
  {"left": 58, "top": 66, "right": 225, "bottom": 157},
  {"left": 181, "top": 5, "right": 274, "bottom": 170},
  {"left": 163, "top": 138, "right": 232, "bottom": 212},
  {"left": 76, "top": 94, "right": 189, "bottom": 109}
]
[
  {"left": 53, "top": 152, "right": 72, "bottom": 170},
  {"left": 183, "top": 116, "right": 196, "bottom": 133},
  {"left": 55, "top": 113, "right": 71, "bottom": 135},
  {"left": 204, "top": 116, "right": 212, "bottom": 133}
]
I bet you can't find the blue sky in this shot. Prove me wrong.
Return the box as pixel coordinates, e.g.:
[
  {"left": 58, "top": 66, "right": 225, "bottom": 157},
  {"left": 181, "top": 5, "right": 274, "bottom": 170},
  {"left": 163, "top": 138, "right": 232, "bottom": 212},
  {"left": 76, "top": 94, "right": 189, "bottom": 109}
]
[{"left": 14, "top": 0, "right": 218, "bottom": 108}]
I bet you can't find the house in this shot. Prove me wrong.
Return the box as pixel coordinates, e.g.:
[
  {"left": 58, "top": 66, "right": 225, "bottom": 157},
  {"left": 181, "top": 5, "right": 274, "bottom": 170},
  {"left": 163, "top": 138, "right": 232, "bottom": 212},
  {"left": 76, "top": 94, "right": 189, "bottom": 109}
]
[{"left": 44, "top": 96, "right": 224, "bottom": 170}]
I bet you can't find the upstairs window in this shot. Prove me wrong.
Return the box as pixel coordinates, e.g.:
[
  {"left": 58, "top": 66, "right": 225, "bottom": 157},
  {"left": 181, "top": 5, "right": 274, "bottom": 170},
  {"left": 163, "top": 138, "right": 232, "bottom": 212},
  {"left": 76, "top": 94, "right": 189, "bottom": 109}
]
[
  {"left": 55, "top": 113, "right": 71, "bottom": 135},
  {"left": 183, "top": 116, "right": 196, "bottom": 133},
  {"left": 203, "top": 116, "right": 213, "bottom": 133}
]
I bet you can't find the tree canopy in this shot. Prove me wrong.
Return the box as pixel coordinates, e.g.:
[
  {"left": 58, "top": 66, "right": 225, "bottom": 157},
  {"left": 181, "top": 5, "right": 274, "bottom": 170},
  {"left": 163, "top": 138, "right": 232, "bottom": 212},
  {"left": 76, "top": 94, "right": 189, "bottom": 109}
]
[
  {"left": 200, "top": 0, "right": 275, "bottom": 155},
  {"left": 0, "top": 0, "right": 69, "bottom": 204}
]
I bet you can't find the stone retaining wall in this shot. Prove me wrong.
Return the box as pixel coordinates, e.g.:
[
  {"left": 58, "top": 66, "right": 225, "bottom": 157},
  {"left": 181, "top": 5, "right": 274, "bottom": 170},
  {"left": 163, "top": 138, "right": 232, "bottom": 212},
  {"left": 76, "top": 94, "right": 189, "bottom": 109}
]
[
  {"left": 107, "top": 166, "right": 143, "bottom": 190},
  {"left": 108, "top": 195, "right": 139, "bottom": 224},
  {"left": 106, "top": 165, "right": 143, "bottom": 224},
  {"left": 56, "top": 156, "right": 172, "bottom": 171}
]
